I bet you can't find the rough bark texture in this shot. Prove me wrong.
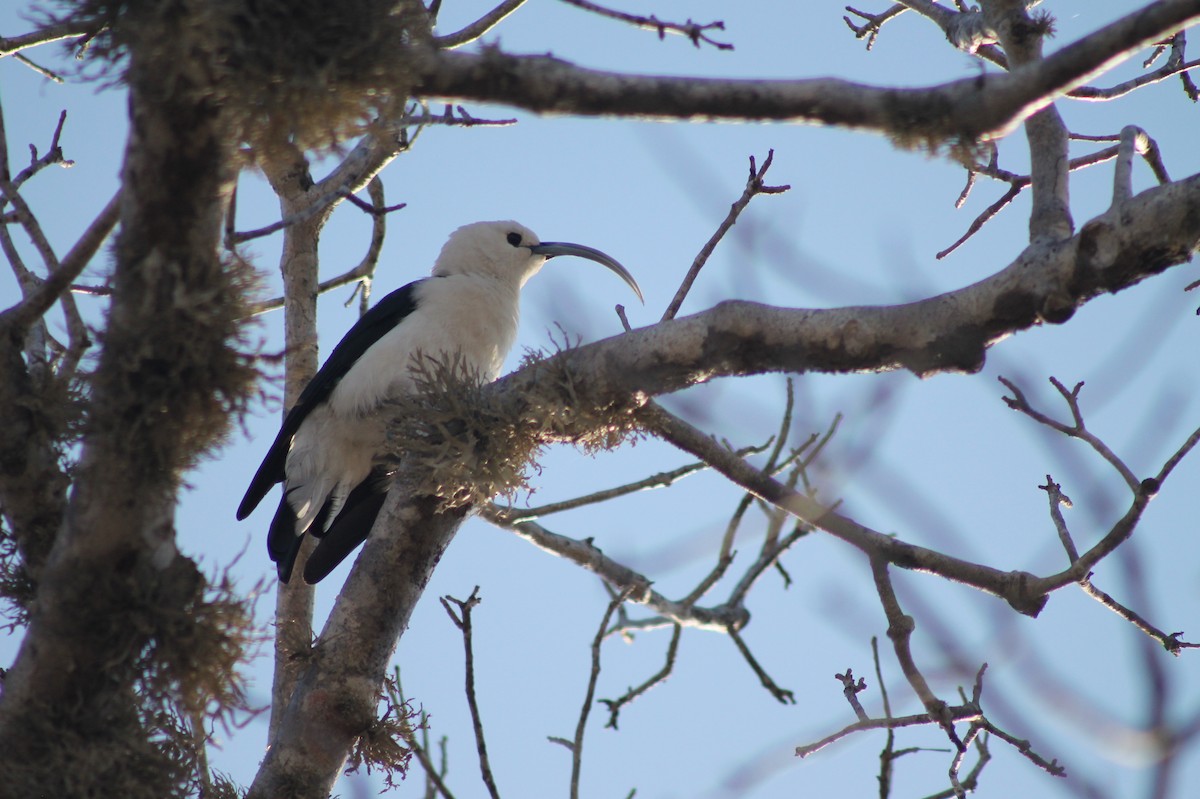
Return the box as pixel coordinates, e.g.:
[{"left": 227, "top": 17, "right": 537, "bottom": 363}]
[
  {"left": 260, "top": 142, "right": 326, "bottom": 739},
  {"left": 248, "top": 487, "right": 468, "bottom": 799},
  {"left": 481, "top": 174, "right": 1200, "bottom": 407},
  {"left": 984, "top": 0, "right": 1076, "bottom": 242},
  {"left": 0, "top": 6, "right": 238, "bottom": 791},
  {"left": 412, "top": 1, "right": 1200, "bottom": 140}
]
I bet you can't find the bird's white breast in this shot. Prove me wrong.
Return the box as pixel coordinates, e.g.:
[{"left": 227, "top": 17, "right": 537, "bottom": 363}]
[{"left": 328, "top": 274, "right": 521, "bottom": 417}]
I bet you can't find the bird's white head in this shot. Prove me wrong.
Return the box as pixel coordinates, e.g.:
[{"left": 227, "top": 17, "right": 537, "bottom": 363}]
[{"left": 431, "top": 220, "right": 643, "bottom": 301}]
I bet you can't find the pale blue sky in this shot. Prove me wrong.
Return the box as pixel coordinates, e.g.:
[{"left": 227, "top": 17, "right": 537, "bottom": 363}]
[{"left": 3, "top": 2, "right": 1198, "bottom": 797}]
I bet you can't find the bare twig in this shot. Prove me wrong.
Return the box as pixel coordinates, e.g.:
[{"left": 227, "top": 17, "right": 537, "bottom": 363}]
[
  {"left": 434, "top": 0, "right": 529, "bottom": 48},
  {"left": 600, "top": 623, "right": 682, "bottom": 729},
  {"left": 870, "top": 556, "right": 962, "bottom": 750},
  {"left": 1071, "top": 30, "right": 1200, "bottom": 101},
  {"left": 843, "top": 4, "right": 909, "bottom": 51},
  {"left": 975, "top": 720, "right": 1065, "bottom": 777},
  {"left": 1039, "top": 476, "right": 1079, "bottom": 563},
  {"left": 558, "top": 0, "right": 733, "bottom": 50},
  {"left": 392, "top": 671, "right": 457, "bottom": 799},
  {"left": 796, "top": 705, "right": 982, "bottom": 758},
  {"left": 999, "top": 377, "right": 1140, "bottom": 491},
  {"left": 245, "top": 178, "right": 399, "bottom": 317},
  {"left": 873, "top": 637, "right": 897, "bottom": 798},
  {"left": 1079, "top": 576, "right": 1200, "bottom": 655},
  {"left": 12, "top": 52, "right": 64, "bottom": 82},
  {"left": 835, "top": 668, "right": 869, "bottom": 722},
  {"left": 484, "top": 514, "right": 750, "bottom": 633},
  {"left": 681, "top": 383, "right": 800, "bottom": 606},
  {"left": 727, "top": 625, "right": 794, "bottom": 704},
  {"left": 440, "top": 588, "right": 501, "bottom": 799},
  {"left": 0, "top": 22, "right": 94, "bottom": 57},
  {"left": 638, "top": 402, "right": 1052, "bottom": 617},
  {"left": 937, "top": 184, "right": 1022, "bottom": 259},
  {"left": 568, "top": 588, "right": 633, "bottom": 799},
  {"left": 939, "top": 138, "right": 1159, "bottom": 259},
  {"left": 661, "top": 150, "right": 788, "bottom": 321},
  {"left": 490, "top": 454, "right": 751, "bottom": 524}
]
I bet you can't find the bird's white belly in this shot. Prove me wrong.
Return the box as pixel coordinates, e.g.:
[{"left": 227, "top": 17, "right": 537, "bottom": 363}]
[
  {"left": 328, "top": 275, "right": 520, "bottom": 417},
  {"left": 285, "top": 407, "right": 384, "bottom": 533}
]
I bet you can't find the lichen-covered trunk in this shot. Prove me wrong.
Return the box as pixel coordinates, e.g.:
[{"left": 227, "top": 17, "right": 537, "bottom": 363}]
[
  {"left": 249, "top": 488, "right": 468, "bottom": 798},
  {"left": 0, "top": 11, "right": 241, "bottom": 793}
]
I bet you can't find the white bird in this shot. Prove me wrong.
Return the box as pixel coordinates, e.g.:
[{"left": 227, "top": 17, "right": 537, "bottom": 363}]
[{"left": 237, "top": 220, "right": 643, "bottom": 584}]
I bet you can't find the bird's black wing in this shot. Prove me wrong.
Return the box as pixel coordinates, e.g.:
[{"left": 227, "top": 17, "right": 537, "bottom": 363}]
[
  {"left": 301, "top": 468, "right": 393, "bottom": 584},
  {"left": 236, "top": 279, "right": 426, "bottom": 520}
]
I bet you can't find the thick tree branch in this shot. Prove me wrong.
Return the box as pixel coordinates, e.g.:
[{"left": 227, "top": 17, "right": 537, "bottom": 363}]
[
  {"left": 248, "top": 485, "right": 469, "bottom": 799},
  {"left": 0, "top": 9, "right": 244, "bottom": 788},
  {"left": 413, "top": 2, "right": 1200, "bottom": 142},
  {"left": 983, "top": 0, "right": 1074, "bottom": 243},
  {"left": 490, "top": 173, "right": 1200, "bottom": 395}
]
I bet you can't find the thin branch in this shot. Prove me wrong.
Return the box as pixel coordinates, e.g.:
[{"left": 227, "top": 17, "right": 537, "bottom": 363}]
[
  {"left": 0, "top": 22, "right": 94, "bottom": 57},
  {"left": 1071, "top": 29, "right": 1200, "bottom": 101},
  {"left": 999, "top": 377, "right": 1140, "bottom": 491},
  {"left": 558, "top": 0, "right": 733, "bottom": 50},
  {"left": 796, "top": 705, "right": 983, "bottom": 758},
  {"left": 2, "top": 189, "right": 119, "bottom": 332},
  {"left": 483, "top": 513, "right": 750, "bottom": 633},
  {"left": 637, "top": 401, "right": 1051, "bottom": 616},
  {"left": 946, "top": 723, "right": 981, "bottom": 798},
  {"left": 568, "top": 588, "right": 633, "bottom": 799},
  {"left": 8, "top": 110, "right": 74, "bottom": 190},
  {"left": 1020, "top": 420, "right": 1200, "bottom": 596},
  {"left": 843, "top": 5, "right": 909, "bottom": 51},
  {"left": 434, "top": 0, "right": 529, "bottom": 48},
  {"left": 11, "top": 52, "right": 64, "bottom": 82},
  {"left": 440, "top": 588, "right": 501, "bottom": 799},
  {"left": 393, "top": 671, "right": 457, "bottom": 799},
  {"left": 599, "top": 623, "right": 681, "bottom": 730},
  {"left": 835, "top": 668, "right": 869, "bottom": 722},
  {"left": 1079, "top": 576, "right": 1200, "bottom": 655},
  {"left": 681, "top": 384, "right": 800, "bottom": 607},
  {"left": 937, "top": 184, "right": 1022, "bottom": 259},
  {"left": 727, "top": 625, "right": 794, "bottom": 704},
  {"left": 724, "top": 522, "right": 810, "bottom": 610},
  {"left": 870, "top": 556, "right": 962, "bottom": 750},
  {"left": 244, "top": 178, "right": 400, "bottom": 317},
  {"left": 873, "top": 637, "right": 897, "bottom": 799},
  {"left": 939, "top": 139, "right": 1153, "bottom": 259},
  {"left": 661, "top": 150, "right": 789, "bottom": 322},
  {"left": 975, "top": 719, "right": 1065, "bottom": 777},
  {"left": 1039, "top": 476, "right": 1079, "bottom": 563},
  {"left": 490, "top": 455, "right": 742, "bottom": 524}
]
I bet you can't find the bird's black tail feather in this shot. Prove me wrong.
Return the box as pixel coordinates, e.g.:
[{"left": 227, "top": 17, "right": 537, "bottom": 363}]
[
  {"left": 303, "top": 470, "right": 391, "bottom": 584},
  {"left": 265, "top": 469, "right": 392, "bottom": 584},
  {"left": 267, "top": 494, "right": 303, "bottom": 583}
]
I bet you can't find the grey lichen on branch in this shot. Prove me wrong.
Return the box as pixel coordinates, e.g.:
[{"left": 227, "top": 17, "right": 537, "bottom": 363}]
[
  {"left": 387, "top": 344, "right": 645, "bottom": 510},
  {"left": 48, "top": 0, "right": 433, "bottom": 149}
]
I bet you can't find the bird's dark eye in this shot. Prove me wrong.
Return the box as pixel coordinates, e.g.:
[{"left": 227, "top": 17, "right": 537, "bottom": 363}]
[{"left": 506, "top": 232, "right": 523, "bottom": 247}]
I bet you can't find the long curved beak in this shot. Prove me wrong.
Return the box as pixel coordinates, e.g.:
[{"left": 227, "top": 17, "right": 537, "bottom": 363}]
[{"left": 531, "top": 241, "right": 644, "bottom": 304}]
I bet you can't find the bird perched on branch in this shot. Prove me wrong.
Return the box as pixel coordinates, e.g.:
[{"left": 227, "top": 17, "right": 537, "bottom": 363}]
[{"left": 237, "top": 220, "right": 643, "bottom": 584}]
